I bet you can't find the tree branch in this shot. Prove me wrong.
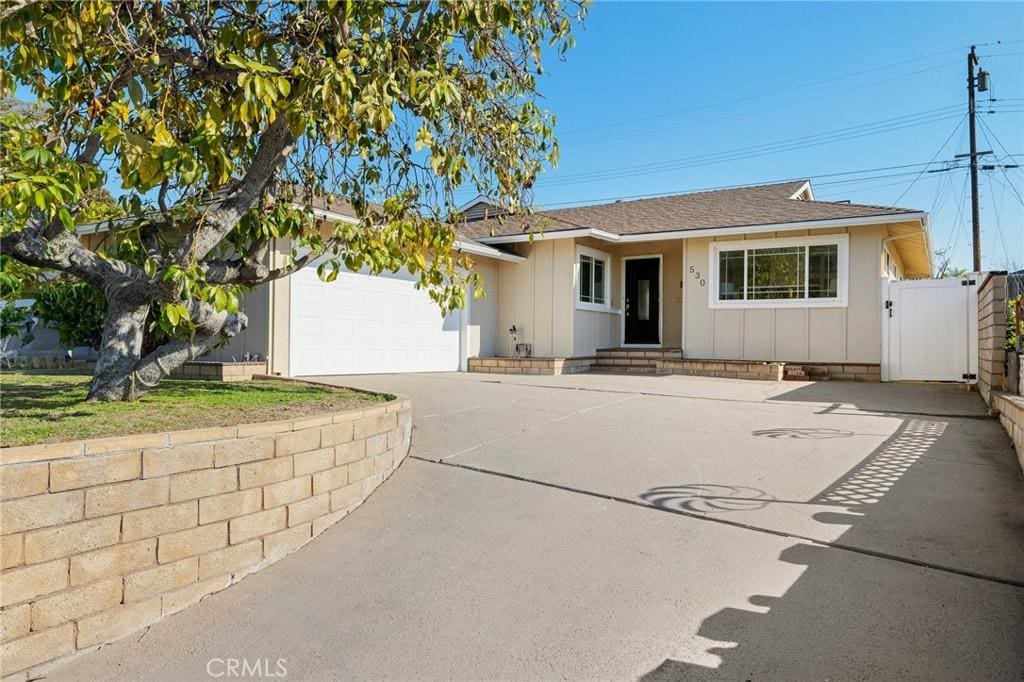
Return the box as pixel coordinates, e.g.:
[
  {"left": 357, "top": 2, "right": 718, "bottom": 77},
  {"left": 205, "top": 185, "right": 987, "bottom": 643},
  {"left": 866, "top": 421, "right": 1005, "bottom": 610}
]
[
  {"left": 2, "top": 229, "right": 158, "bottom": 297},
  {"left": 168, "top": 114, "right": 297, "bottom": 268},
  {"left": 201, "top": 235, "right": 342, "bottom": 285},
  {"left": 156, "top": 47, "right": 239, "bottom": 84},
  {"left": 0, "top": 0, "right": 40, "bottom": 21}
]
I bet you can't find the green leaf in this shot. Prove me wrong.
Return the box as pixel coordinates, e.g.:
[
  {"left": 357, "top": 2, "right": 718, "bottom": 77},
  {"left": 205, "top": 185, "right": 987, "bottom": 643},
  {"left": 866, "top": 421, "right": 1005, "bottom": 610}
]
[
  {"left": 127, "top": 79, "right": 143, "bottom": 106},
  {"left": 57, "top": 207, "right": 74, "bottom": 231},
  {"left": 165, "top": 305, "right": 180, "bottom": 326}
]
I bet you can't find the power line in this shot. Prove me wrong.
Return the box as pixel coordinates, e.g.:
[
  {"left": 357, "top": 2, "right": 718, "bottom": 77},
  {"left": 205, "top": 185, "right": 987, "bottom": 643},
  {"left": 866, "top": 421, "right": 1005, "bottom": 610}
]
[
  {"left": 557, "top": 45, "right": 974, "bottom": 136},
  {"left": 978, "top": 117, "right": 1024, "bottom": 205},
  {"left": 816, "top": 173, "right": 947, "bottom": 199},
  {"left": 947, "top": 170, "right": 972, "bottom": 255},
  {"left": 531, "top": 159, "right": 971, "bottom": 209},
  {"left": 557, "top": 43, "right": 1023, "bottom": 139},
  {"left": 539, "top": 107, "right": 965, "bottom": 188},
  {"left": 931, "top": 162, "right": 959, "bottom": 224},
  {"left": 892, "top": 116, "right": 967, "bottom": 205},
  {"left": 559, "top": 58, "right": 967, "bottom": 149},
  {"left": 985, "top": 169, "right": 1013, "bottom": 266}
]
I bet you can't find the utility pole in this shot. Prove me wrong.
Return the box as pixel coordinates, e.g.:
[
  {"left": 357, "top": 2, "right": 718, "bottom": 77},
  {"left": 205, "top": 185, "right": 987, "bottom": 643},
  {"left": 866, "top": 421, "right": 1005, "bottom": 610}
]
[
  {"left": 953, "top": 46, "right": 993, "bottom": 272},
  {"left": 967, "top": 45, "right": 983, "bottom": 272}
]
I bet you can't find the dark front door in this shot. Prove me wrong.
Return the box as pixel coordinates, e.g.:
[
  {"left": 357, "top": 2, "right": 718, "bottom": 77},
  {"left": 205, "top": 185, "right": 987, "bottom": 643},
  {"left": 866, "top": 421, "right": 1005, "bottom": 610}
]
[{"left": 624, "top": 257, "right": 660, "bottom": 345}]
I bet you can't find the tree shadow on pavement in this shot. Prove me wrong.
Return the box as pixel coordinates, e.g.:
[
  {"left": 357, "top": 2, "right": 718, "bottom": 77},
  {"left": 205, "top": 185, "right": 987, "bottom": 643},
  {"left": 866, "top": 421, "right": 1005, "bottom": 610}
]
[{"left": 638, "top": 416, "right": 1024, "bottom": 680}]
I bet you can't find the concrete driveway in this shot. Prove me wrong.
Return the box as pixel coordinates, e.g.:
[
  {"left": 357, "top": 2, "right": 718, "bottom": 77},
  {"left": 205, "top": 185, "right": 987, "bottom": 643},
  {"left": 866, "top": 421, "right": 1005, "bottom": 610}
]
[{"left": 53, "top": 373, "right": 1024, "bottom": 680}]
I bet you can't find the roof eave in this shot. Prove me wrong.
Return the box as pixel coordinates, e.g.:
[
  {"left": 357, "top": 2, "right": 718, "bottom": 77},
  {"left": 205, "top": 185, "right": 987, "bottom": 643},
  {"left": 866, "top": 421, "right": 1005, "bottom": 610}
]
[
  {"left": 454, "top": 239, "right": 526, "bottom": 263},
  {"left": 474, "top": 212, "right": 929, "bottom": 245}
]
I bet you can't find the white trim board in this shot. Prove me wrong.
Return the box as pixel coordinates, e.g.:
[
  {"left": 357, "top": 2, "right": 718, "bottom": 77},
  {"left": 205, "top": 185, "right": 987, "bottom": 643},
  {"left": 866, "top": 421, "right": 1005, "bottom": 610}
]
[
  {"left": 453, "top": 239, "right": 526, "bottom": 263},
  {"left": 574, "top": 244, "right": 615, "bottom": 313}
]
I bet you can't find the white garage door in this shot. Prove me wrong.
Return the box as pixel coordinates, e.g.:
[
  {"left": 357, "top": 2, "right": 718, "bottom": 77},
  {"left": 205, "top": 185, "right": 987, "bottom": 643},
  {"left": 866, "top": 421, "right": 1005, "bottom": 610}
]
[{"left": 289, "top": 265, "right": 462, "bottom": 376}]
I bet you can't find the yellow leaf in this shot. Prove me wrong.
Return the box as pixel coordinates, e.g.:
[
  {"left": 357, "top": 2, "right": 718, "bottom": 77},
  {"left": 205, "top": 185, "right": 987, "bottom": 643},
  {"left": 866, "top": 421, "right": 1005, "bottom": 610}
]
[
  {"left": 152, "top": 121, "right": 174, "bottom": 147},
  {"left": 138, "top": 156, "right": 160, "bottom": 185}
]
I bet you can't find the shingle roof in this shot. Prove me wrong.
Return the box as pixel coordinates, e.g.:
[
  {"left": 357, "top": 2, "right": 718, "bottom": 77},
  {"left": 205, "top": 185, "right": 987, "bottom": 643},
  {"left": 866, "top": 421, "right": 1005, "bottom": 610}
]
[{"left": 455, "top": 181, "right": 923, "bottom": 240}]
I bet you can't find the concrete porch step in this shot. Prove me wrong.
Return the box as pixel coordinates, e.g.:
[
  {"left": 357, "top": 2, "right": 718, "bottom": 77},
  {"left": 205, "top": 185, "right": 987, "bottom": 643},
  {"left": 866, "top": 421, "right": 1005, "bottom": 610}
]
[{"left": 595, "top": 348, "right": 682, "bottom": 361}]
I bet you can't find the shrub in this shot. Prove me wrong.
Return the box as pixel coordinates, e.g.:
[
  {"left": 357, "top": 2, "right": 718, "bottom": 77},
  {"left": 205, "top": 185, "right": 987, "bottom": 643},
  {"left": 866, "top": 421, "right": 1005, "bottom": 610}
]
[{"left": 31, "top": 281, "right": 106, "bottom": 349}]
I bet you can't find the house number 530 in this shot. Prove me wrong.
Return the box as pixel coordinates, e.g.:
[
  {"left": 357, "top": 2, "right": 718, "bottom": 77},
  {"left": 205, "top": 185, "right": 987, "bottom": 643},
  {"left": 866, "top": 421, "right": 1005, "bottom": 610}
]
[{"left": 689, "top": 265, "right": 705, "bottom": 287}]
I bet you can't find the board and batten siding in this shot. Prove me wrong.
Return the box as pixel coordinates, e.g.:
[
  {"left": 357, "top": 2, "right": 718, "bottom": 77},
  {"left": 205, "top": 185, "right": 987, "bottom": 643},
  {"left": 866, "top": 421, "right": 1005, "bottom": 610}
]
[
  {"left": 495, "top": 240, "right": 575, "bottom": 356},
  {"left": 571, "top": 237, "right": 684, "bottom": 355},
  {"left": 205, "top": 283, "right": 271, "bottom": 363},
  {"left": 573, "top": 309, "right": 618, "bottom": 356},
  {"left": 682, "top": 226, "right": 885, "bottom": 363},
  {"left": 467, "top": 258, "right": 499, "bottom": 357}
]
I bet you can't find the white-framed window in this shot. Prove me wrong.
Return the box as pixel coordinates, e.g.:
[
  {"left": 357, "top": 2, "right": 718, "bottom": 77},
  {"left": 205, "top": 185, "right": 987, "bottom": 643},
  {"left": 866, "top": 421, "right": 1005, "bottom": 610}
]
[
  {"left": 575, "top": 246, "right": 611, "bottom": 311},
  {"left": 708, "top": 234, "right": 849, "bottom": 309}
]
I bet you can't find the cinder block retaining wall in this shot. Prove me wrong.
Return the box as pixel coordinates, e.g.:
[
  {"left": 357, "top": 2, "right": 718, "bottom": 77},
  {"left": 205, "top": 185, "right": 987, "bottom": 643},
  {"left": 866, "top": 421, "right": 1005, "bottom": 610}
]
[
  {"left": 469, "top": 356, "right": 879, "bottom": 382},
  {"left": 657, "top": 359, "right": 785, "bottom": 381},
  {"left": 0, "top": 397, "right": 411, "bottom": 678},
  {"left": 170, "top": 361, "right": 269, "bottom": 382},
  {"left": 991, "top": 393, "right": 1024, "bottom": 474},
  {"left": 978, "top": 272, "right": 1008, "bottom": 406},
  {"left": 468, "top": 356, "right": 595, "bottom": 375}
]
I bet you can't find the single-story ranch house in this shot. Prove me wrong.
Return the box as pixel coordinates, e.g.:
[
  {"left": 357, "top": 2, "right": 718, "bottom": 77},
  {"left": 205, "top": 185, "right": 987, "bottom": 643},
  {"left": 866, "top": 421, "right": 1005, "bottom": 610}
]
[{"left": 86, "top": 180, "right": 934, "bottom": 380}]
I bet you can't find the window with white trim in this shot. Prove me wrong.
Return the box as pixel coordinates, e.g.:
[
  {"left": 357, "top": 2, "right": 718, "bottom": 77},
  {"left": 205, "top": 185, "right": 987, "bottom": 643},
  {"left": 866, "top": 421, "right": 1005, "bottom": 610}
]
[
  {"left": 576, "top": 247, "right": 611, "bottom": 310},
  {"left": 710, "top": 235, "right": 848, "bottom": 308}
]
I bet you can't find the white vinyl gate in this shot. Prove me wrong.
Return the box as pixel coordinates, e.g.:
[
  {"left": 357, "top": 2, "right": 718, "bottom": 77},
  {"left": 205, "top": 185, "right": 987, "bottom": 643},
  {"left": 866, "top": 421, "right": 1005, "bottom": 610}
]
[{"left": 881, "top": 277, "right": 978, "bottom": 382}]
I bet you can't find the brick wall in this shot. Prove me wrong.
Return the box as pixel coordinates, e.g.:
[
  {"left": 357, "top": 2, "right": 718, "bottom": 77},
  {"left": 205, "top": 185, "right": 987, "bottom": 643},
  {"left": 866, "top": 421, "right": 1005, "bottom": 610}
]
[
  {"left": 991, "top": 393, "right": 1024, "bottom": 475},
  {"left": 468, "top": 356, "right": 595, "bottom": 375},
  {"left": 0, "top": 398, "right": 411, "bottom": 678},
  {"left": 978, "top": 272, "right": 1008, "bottom": 407},
  {"left": 169, "top": 361, "right": 269, "bottom": 382},
  {"left": 657, "top": 359, "right": 785, "bottom": 381}
]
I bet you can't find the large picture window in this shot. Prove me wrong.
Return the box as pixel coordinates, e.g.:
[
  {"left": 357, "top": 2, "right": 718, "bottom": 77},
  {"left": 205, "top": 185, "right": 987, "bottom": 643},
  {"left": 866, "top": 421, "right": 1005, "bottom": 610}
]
[
  {"left": 709, "top": 235, "right": 847, "bottom": 308},
  {"left": 577, "top": 247, "right": 611, "bottom": 310}
]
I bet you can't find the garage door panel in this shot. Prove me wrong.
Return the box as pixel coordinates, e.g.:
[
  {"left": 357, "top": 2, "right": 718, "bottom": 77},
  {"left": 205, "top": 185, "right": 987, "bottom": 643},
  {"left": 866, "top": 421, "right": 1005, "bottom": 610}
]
[{"left": 290, "top": 267, "right": 461, "bottom": 376}]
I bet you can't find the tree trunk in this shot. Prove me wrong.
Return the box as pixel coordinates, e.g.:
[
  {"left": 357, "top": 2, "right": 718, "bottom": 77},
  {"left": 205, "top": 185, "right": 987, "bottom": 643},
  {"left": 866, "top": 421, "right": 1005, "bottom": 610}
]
[
  {"left": 87, "top": 296, "right": 151, "bottom": 402},
  {"left": 132, "top": 306, "right": 247, "bottom": 396},
  {"left": 87, "top": 298, "right": 248, "bottom": 402}
]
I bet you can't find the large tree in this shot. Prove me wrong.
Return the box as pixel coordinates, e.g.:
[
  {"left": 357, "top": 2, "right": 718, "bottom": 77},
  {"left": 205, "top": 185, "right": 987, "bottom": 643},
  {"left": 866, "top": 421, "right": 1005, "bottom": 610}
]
[{"left": 0, "top": 0, "right": 583, "bottom": 401}]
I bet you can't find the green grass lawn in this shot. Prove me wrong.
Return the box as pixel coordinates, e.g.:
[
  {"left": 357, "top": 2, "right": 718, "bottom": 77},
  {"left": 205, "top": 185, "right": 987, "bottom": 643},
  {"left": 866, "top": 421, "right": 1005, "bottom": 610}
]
[{"left": 0, "top": 372, "right": 390, "bottom": 447}]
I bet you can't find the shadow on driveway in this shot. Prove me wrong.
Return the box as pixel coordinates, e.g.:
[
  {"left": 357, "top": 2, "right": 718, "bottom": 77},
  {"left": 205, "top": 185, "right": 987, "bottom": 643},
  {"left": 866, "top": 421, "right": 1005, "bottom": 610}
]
[{"left": 640, "top": 415, "right": 1024, "bottom": 679}]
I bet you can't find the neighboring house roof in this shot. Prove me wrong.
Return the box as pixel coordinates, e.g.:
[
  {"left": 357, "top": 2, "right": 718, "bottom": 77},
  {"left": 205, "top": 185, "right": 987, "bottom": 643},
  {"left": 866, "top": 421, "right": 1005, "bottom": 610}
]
[
  {"left": 454, "top": 195, "right": 510, "bottom": 222},
  {"left": 455, "top": 181, "right": 925, "bottom": 241}
]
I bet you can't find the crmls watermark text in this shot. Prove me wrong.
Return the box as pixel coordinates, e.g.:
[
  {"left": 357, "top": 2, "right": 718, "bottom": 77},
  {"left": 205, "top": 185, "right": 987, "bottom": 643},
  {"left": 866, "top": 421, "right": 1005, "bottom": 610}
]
[{"left": 207, "top": 658, "right": 288, "bottom": 678}]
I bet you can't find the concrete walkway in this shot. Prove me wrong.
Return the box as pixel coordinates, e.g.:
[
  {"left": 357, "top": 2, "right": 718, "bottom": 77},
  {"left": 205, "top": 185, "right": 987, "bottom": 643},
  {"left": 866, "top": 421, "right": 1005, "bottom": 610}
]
[{"left": 52, "top": 373, "right": 1024, "bottom": 680}]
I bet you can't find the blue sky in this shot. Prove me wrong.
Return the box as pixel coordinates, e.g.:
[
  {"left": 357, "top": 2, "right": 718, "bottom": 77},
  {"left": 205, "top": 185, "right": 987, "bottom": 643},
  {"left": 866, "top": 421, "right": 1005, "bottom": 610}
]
[{"left": 460, "top": 1, "right": 1023, "bottom": 271}]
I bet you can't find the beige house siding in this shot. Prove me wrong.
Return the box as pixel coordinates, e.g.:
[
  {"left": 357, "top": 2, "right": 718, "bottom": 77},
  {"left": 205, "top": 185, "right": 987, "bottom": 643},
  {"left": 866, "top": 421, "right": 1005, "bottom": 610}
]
[
  {"left": 573, "top": 309, "right": 618, "bottom": 356},
  {"left": 682, "top": 226, "right": 885, "bottom": 363},
  {"left": 571, "top": 237, "right": 684, "bottom": 355},
  {"left": 613, "top": 239, "right": 684, "bottom": 348},
  {"left": 205, "top": 284, "right": 271, "bottom": 363},
  {"left": 468, "top": 258, "right": 499, "bottom": 357},
  {"left": 494, "top": 240, "right": 575, "bottom": 356}
]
